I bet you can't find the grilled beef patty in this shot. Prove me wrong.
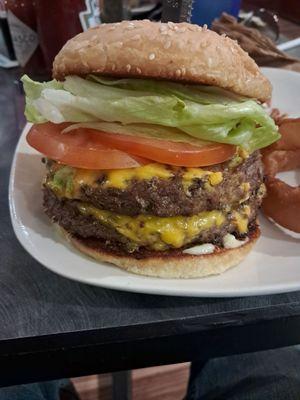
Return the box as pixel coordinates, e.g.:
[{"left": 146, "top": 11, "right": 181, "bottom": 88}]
[
  {"left": 43, "top": 187, "right": 260, "bottom": 253},
  {"left": 45, "top": 151, "right": 263, "bottom": 217}
]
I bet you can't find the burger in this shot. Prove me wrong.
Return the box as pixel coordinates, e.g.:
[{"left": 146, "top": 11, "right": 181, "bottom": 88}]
[{"left": 21, "top": 20, "right": 279, "bottom": 278}]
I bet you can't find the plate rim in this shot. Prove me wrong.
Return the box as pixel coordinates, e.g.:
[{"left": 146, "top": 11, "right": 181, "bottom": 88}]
[{"left": 9, "top": 68, "right": 300, "bottom": 297}]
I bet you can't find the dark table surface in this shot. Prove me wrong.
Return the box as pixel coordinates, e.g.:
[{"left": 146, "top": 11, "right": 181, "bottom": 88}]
[{"left": 1, "top": 60, "right": 300, "bottom": 388}]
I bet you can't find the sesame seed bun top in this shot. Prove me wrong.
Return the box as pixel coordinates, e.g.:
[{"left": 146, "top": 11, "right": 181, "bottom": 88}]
[{"left": 53, "top": 19, "right": 272, "bottom": 102}]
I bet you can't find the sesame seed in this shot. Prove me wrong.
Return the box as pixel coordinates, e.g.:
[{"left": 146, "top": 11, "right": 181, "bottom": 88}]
[
  {"left": 161, "top": 30, "right": 170, "bottom": 35},
  {"left": 175, "top": 69, "right": 181, "bottom": 77},
  {"left": 174, "top": 25, "right": 179, "bottom": 31},
  {"left": 164, "top": 41, "right": 171, "bottom": 49},
  {"left": 148, "top": 53, "right": 155, "bottom": 60},
  {"left": 111, "top": 64, "right": 116, "bottom": 71},
  {"left": 136, "top": 67, "right": 142, "bottom": 74},
  {"left": 160, "top": 25, "right": 167, "bottom": 32},
  {"left": 177, "top": 27, "right": 186, "bottom": 33},
  {"left": 126, "top": 22, "right": 135, "bottom": 29},
  {"left": 126, "top": 64, "right": 131, "bottom": 72},
  {"left": 168, "top": 21, "right": 175, "bottom": 28},
  {"left": 131, "top": 34, "right": 141, "bottom": 41},
  {"left": 203, "top": 24, "right": 208, "bottom": 30},
  {"left": 181, "top": 67, "right": 186, "bottom": 75}
]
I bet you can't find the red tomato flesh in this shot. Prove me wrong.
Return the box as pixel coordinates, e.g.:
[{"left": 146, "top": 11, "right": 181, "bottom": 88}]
[
  {"left": 27, "top": 123, "right": 148, "bottom": 169},
  {"left": 27, "top": 122, "right": 236, "bottom": 169},
  {"left": 95, "top": 129, "right": 236, "bottom": 167}
]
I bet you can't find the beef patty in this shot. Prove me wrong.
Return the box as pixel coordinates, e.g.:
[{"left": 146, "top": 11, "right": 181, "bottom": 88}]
[
  {"left": 43, "top": 186, "right": 260, "bottom": 253},
  {"left": 44, "top": 151, "right": 264, "bottom": 217}
]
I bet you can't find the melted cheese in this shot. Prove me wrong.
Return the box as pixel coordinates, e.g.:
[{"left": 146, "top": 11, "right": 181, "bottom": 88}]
[
  {"left": 233, "top": 210, "right": 249, "bottom": 234},
  {"left": 208, "top": 171, "right": 223, "bottom": 186},
  {"left": 106, "top": 164, "right": 223, "bottom": 191},
  {"left": 74, "top": 169, "right": 101, "bottom": 187},
  {"left": 228, "top": 148, "right": 249, "bottom": 169},
  {"left": 182, "top": 169, "right": 223, "bottom": 193},
  {"left": 257, "top": 183, "right": 266, "bottom": 199},
  {"left": 182, "top": 168, "right": 209, "bottom": 181},
  {"left": 243, "top": 205, "right": 251, "bottom": 217},
  {"left": 239, "top": 147, "right": 249, "bottom": 159},
  {"left": 239, "top": 182, "right": 250, "bottom": 203},
  {"left": 104, "top": 163, "right": 173, "bottom": 189},
  {"left": 77, "top": 204, "right": 226, "bottom": 251},
  {"left": 71, "top": 169, "right": 102, "bottom": 197},
  {"left": 50, "top": 162, "right": 224, "bottom": 195}
]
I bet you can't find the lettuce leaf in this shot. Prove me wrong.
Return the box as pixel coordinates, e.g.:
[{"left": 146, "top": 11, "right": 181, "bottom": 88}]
[
  {"left": 62, "top": 122, "right": 213, "bottom": 147},
  {"left": 88, "top": 75, "right": 248, "bottom": 104},
  {"left": 21, "top": 74, "right": 280, "bottom": 152}
]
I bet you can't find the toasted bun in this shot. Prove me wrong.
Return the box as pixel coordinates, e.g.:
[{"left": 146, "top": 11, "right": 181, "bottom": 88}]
[
  {"left": 53, "top": 20, "right": 271, "bottom": 102},
  {"left": 62, "top": 227, "right": 260, "bottom": 279}
]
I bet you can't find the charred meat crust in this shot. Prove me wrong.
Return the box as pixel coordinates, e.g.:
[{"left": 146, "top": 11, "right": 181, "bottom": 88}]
[
  {"left": 43, "top": 152, "right": 264, "bottom": 254},
  {"left": 68, "top": 221, "right": 259, "bottom": 260},
  {"left": 77, "top": 151, "right": 263, "bottom": 216},
  {"left": 44, "top": 186, "right": 259, "bottom": 254}
]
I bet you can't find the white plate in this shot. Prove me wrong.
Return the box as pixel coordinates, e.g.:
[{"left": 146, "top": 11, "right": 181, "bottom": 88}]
[{"left": 9, "top": 67, "right": 300, "bottom": 297}]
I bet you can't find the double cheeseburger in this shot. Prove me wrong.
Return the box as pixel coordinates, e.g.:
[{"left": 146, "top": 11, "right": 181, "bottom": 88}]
[{"left": 22, "top": 20, "right": 279, "bottom": 278}]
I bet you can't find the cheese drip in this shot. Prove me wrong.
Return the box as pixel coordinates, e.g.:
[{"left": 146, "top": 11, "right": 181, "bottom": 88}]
[
  {"left": 46, "top": 162, "right": 224, "bottom": 197},
  {"left": 76, "top": 204, "right": 251, "bottom": 251},
  {"left": 77, "top": 204, "right": 226, "bottom": 251}
]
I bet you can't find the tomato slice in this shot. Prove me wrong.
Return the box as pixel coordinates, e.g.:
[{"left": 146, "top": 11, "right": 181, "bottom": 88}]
[
  {"left": 85, "top": 129, "right": 236, "bottom": 167},
  {"left": 27, "top": 123, "right": 148, "bottom": 169},
  {"left": 27, "top": 122, "right": 236, "bottom": 169}
]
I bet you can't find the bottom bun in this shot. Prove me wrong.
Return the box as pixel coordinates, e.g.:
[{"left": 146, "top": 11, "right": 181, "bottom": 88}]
[{"left": 61, "top": 226, "right": 260, "bottom": 279}]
